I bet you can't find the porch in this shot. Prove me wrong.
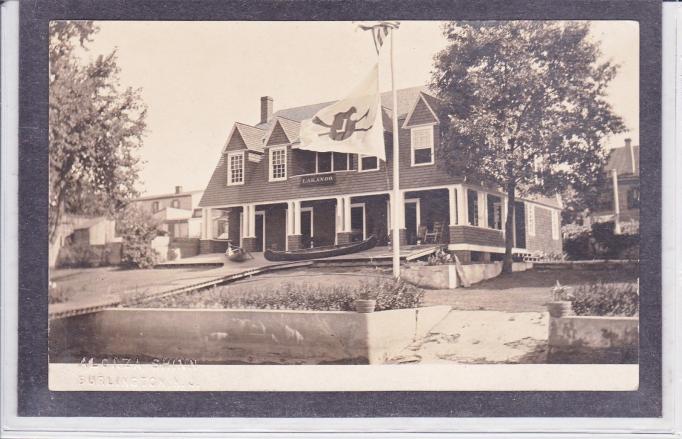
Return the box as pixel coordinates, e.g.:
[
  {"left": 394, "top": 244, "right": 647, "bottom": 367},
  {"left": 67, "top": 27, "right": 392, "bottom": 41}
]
[{"left": 198, "top": 184, "right": 531, "bottom": 261}]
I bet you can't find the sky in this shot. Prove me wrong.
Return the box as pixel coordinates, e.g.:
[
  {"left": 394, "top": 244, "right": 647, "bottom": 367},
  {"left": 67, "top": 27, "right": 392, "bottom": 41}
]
[{"left": 83, "top": 20, "right": 639, "bottom": 196}]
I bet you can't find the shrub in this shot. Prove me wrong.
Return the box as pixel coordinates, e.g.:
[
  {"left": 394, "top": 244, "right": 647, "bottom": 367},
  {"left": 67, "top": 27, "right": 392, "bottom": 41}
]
[
  {"left": 140, "top": 277, "right": 424, "bottom": 311},
  {"left": 56, "top": 242, "right": 101, "bottom": 268},
  {"left": 570, "top": 282, "right": 639, "bottom": 317},
  {"left": 118, "top": 207, "right": 161, "bottom": 269},
  {"left": 563, "top": 220, "right": 639, "bottom": 260}
]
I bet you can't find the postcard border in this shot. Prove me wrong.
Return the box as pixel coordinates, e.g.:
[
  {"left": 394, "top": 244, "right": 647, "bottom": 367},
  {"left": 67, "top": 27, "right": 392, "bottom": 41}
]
[{"left": 18, "top": 0, "right": 661, "bottom": 418}]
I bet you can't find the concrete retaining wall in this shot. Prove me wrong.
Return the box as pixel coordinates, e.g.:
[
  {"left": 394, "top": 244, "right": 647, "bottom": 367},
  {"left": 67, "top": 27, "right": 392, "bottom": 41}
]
[
  {"left": 49, "top": 305, "right": 451, "bottom": 365},
  {"left": 401, "top": 261, "right": 532, "bottom": 289},
  {"left": 548, "top": 315, "right": 639, "bottom": 363}
]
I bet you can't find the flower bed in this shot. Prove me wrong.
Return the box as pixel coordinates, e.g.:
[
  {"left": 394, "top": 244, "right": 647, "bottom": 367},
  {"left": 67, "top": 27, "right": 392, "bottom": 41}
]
[
  {"left": 140, "top": 277, "right": 424, "bottom": 311},
  {"left": 547, "top": 281, "right": 639, "bottom": 363}
]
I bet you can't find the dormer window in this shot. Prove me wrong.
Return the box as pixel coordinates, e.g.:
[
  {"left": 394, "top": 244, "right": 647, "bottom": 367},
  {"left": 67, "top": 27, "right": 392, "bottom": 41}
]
[
  {"left": 269, "top": 146, "right": 287, "bottom": 181},
  {"left": 411, "top": 125, "right": 434, "bottom": 166},
  {"left": 227, "top": 151, "right": 244, "bottom": 185}
]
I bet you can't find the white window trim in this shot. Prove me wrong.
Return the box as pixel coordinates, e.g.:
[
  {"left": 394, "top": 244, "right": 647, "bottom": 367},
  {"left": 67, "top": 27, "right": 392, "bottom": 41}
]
[
  {"left": 358, "top": 154, "right": 379, "bottom": 172},
  {"left": 268, "top": 146, "right": 287, "bottom": 182},
  {"left": 410, "top": 124, "right": 435, "bottom": 167},
  {"left": 227, "top": 151, "right": 245, "bottom": 186},
  {"left": 314, "top": 152, "right": 350, "bottom": 174},
  {"left": 526, "top": 203, "right": 536, "bottom": 237}
]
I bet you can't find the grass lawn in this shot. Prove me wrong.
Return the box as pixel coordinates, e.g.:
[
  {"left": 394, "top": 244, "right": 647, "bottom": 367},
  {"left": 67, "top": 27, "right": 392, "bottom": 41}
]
[
  {"left": 422, "top": 266, "right": 638, "bottom": 313},
  {"left": 49, "top": 266, "right": 225, "bottom": 305}
]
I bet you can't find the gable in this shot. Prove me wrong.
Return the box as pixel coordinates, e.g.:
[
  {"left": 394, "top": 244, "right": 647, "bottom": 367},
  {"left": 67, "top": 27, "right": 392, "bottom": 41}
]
[
  {"left": 404, "top": 95, "right": 438, "bottom": 127},
  {"left": 266, "top": 121, "right": 291, "bottom": 146},
  {"left": 225, "top": 129, "right": 247, "bottom": 152}
]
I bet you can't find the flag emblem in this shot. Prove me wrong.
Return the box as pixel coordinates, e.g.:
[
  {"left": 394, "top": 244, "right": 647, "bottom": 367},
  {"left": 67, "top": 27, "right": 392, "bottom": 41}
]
[
  {"left": 312, "top": 107, "right": 373, "bottom": 141},
  {"left": 298, "top": 65, "right": 385, "bottom": 160}
]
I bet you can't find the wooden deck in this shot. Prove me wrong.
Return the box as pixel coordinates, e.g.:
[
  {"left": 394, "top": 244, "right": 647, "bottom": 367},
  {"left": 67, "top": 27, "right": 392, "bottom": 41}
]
[{"left": 156, "top": 244, "right": 442, "bottom": 268}]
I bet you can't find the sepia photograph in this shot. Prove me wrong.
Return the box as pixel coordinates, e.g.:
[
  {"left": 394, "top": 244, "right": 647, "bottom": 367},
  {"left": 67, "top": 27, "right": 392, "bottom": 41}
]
[{"left": 45, "top": 18, "right": 642, "bottom": 391}]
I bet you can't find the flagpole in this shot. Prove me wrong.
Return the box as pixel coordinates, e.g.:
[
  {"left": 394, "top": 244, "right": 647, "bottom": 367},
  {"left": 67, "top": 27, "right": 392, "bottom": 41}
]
[{"left": 390, "top": 26, "right": 401, "bottom": 278}]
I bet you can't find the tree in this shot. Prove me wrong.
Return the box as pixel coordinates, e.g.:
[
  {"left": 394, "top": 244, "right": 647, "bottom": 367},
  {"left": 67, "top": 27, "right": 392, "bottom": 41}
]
[
  {"left": 49, "top": 21, "right": 147, "bottom": 246},
  {"left": 118, "top": 206, "right": 162, "bottom": 269},
  {"left": 431, "top": 21, "right": 625, "bottom": 272}
]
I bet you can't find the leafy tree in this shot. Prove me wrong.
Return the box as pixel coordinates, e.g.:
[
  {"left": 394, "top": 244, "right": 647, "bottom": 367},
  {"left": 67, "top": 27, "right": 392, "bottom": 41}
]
[
  {"left": 431, "top": 21, "right": 625, "bottom": 272},
  {"left": 49, "top": 21, "right": 146, "bottom": 245},
  {"left": 118, "top": 206, "right": 161, "bottom": 269}
]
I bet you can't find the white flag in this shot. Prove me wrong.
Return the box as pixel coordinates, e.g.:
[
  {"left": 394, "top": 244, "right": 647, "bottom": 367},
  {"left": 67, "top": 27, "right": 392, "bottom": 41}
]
[{"left": 298, "top": 65, "right": 385, "bottom": 161}]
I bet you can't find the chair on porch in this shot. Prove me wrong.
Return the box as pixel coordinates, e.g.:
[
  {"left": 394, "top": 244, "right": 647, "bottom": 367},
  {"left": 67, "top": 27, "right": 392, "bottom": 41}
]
[{"left": 424, "top": 221, "right": 444, "bottom": 244}]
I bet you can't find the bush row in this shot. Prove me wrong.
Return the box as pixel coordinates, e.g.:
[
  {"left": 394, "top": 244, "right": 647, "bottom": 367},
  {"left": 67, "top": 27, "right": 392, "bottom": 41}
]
[{"left": 140, "top": 277, "right": 424, "bottom": 311}]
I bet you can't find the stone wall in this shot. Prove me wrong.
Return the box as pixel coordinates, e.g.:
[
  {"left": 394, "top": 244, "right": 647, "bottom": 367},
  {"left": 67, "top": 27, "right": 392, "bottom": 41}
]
[{"left": 49, "top": 306, "right": 451, "bottom": 365}]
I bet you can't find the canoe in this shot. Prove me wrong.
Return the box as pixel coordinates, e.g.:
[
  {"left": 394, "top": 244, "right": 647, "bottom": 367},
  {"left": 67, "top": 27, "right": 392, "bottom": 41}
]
[
  {"left": 225, "top": 244, "right": 252, "bottom": 262},
  {"left": 227, "top": 250, "right": 250, "bottom": 262},
  {"left": 264, "top": 235, "right": 377, "bottom": 262}
]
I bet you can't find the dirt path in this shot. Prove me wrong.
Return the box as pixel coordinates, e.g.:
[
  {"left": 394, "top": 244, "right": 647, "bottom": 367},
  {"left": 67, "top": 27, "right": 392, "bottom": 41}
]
[{"left": 389, "top": 310, "right": 549, "bottom": 364}]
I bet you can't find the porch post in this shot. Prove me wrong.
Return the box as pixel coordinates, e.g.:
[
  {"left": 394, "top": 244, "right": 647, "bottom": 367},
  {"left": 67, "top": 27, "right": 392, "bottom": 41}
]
[
  {"left": 478, "top": 191, "right": 487, "bottom": 228},
  {"left": 293, "top": 200, "right": 302, "bottom": 236},
  {"left": 448, "top": 186, "right": 457, "bottom": 227},
  {"left": 335, "top": 197, "right": 343, "bottom": 234},
  {"left": 241, "top": 204, "right": 257, "bottom": 252},
  {"left": 285, "top": 200, "right": 303, "bottom": 251},
  {"left": 335, "top": 196, "right": 354, "bottom": 245},
  {"left": 343, "top": 196, "right": 352, "bottom": 233},
  {"left": 457, "top": 184, "right": 468, "bottom": 225}
]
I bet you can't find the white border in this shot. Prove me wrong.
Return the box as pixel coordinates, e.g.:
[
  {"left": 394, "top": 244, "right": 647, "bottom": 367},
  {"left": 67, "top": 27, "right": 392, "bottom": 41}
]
[{"left": 1, "top": 9, "right": 678, "bottom": 438}]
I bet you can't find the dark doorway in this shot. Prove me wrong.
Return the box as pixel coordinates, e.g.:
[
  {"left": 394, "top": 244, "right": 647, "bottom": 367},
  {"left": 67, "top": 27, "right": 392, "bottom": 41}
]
[
  {"left": 350, "top": 204, "right": 365, "bottom": 242},
  {"left": 301, "top": 209, "right": 313, "bottom": 248},
  {"left": 404, "top": 201, "right": 418, "bottom": 245},
  {"left": 514, "top": 202, "right": 526, "bottom": 249},
  {"left": 255, "top": 212, "right": 264, "bottom": 252}
]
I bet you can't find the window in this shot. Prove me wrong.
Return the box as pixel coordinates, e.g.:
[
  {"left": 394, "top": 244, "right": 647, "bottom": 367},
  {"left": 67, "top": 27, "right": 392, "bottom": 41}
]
[
  {"left": 171, "top": 199, "right": 180, "bottom": 208},
  {"left": 487, "top": 194, "right": 503, "bottom": 230},
  {"left": 359, "top": 154, "right": 378, "bottom": 172},
  {"left": 333, "top": 152, "right": 349, "bottom": 171},
  {"left": 269, "top": 146, "right": 287, "bottom": 181},
  {"left": 551, "top": 209, "right": 560, "bottom": 240},
  {"left": 152, "top": 201, "right": 159, "bottom": 213},
  {"left": 316, "top": 152, "right": 332, "bottom": 173},
  {"left": 411, "top": 126, "right": 434, "bottom": 165},
  {"left": 527, "top": 203, "right": 536, "bottom": 236},
  {"left": 227, "top": 152, "right": 244, "bottom": 185},
  {"left": 192, "top": 208, "right": 203, "bottom": 218},
  {"left": 467, "top": 189, "right": 478, "bottom": 226},
  {"left": 627, "top": 187, "right": 640, "bottom": 209}
]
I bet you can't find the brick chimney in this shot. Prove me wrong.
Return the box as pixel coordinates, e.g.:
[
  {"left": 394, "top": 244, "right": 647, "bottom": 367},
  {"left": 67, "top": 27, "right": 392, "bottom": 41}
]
[
  {"left": 175, "top": 185, "right": 183, "bottom": 194},
  {"left": 260, "top": 96, "right": 273, "bottom": 125},
  {"left": 625, "top": 138, "right": 636, "bottom": 173}
]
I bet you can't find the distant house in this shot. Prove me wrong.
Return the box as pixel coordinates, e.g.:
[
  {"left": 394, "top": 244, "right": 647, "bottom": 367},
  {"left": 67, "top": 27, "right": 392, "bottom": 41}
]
[
  {"left": 131, "top": 186, "right": 204, "bottom": 239},
  {"left": 590, "top": 138, "right": 640, "bottom": 231},
  {"left": 52, "top": 215, "right": 122, "bottom": 267},
  {"left": 51, "top": 186, "right": 206, "bottom": 267}
]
